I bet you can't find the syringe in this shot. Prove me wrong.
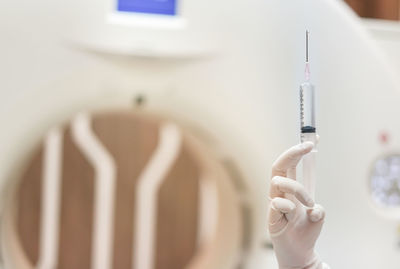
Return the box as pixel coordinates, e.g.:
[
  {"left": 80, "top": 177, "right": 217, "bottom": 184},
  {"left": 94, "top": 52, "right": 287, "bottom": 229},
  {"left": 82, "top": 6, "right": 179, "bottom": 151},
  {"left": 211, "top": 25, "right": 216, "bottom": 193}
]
[{"left": 300, "top": 30, "right": 317, "bottom": 200}]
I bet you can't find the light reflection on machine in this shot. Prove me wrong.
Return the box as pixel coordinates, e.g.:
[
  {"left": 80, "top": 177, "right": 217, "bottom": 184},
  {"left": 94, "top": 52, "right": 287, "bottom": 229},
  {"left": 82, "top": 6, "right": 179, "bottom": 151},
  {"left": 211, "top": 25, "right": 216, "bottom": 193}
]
[{"left": 370, "top": 155, "right": 400, "bottom": 207}]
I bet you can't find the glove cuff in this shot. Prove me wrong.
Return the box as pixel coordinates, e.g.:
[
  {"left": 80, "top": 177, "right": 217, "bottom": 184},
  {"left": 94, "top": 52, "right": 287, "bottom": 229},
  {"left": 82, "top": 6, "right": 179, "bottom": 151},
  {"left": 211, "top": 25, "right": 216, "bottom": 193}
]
[
  {"left": 303, "top": 255, "right": 330, "bottom": 269},
  {"left": 321, "top": 263, "right": 330, "bottom": 269},
  {"left": 278, "top": 253, "right": 329, "bottom": 269}
]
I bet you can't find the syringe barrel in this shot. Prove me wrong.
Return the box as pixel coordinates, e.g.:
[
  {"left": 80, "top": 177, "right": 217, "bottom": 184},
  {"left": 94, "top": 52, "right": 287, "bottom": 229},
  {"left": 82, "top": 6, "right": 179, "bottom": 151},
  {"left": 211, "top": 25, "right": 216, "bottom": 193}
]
[
  {"left": 300, "top": 83, "right": 317, "bottom": 199},
  {"left": 300, "top": 82, "right": 316, "bottom": 134}
]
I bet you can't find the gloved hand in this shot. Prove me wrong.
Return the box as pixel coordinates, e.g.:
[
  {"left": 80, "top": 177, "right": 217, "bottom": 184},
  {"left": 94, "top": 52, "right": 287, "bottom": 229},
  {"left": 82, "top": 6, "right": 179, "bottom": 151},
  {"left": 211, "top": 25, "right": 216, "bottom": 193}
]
[{"left": 268, "top": 142, "right": 329, "bottom": 269}]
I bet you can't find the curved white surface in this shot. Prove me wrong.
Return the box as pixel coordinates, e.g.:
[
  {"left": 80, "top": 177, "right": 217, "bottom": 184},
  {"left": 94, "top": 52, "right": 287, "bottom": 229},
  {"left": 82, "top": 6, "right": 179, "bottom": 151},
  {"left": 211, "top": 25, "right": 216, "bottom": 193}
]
[
  {"left": 1, "top": 0, "right": 400, "bottom": 268},
  {"left": 72, "top": 113, "right": 117, "bottom": 269},
  {"left": 37, "top": 127, "right": 63, "bottom": 269},
  {"left": 133, "top": 123, "right": 181, "bottom": 269}
]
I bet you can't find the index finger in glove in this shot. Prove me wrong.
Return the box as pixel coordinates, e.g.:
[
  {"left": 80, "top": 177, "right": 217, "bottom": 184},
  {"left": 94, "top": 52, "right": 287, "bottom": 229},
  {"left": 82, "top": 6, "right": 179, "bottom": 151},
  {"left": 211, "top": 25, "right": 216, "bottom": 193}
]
[
  {"left": 270, "top": 176, "right": 314, "bottom": 207},
  {"left": 271, "top": 142, "right": 314, "bottom": 179}
]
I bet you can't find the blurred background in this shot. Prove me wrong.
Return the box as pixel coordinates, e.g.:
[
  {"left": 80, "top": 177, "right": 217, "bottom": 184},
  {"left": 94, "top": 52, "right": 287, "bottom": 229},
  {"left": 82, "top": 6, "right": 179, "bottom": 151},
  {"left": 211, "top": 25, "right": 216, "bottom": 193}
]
[
  {"left": 345, "top": 0, "right": 400, "bottom": 20},
  {"left": 344, "top": 0, "right": 400, "bottom": 81},
  {"left": 2, "top": 0, "right": 400, "bottom": 268}
]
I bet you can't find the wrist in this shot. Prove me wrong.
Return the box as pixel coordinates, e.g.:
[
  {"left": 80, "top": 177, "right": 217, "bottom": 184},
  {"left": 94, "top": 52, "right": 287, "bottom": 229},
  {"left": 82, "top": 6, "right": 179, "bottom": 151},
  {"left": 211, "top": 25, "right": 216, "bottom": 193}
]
[
  {"left": 278, "top": 253, "right": 326, "bottom": 269},
  {"left": 302, "top": 256, "right": 330, "bottom": 269},
  {"left": 303, "top": 253, "right": 325, "bottom": 269},
  {"left": 303, "top": 259, "right": 323, "bottom": 269}
]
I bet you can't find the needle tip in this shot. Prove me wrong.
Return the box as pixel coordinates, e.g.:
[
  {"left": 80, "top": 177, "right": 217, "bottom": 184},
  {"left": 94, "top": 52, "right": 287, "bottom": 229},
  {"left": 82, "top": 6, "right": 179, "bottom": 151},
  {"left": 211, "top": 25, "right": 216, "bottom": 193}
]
[
  {"left": 306, "top": 30, "right": 309, "bottom": 63},
  {"left": 305, "top": 30, "right": 310, "bottom": 80}
]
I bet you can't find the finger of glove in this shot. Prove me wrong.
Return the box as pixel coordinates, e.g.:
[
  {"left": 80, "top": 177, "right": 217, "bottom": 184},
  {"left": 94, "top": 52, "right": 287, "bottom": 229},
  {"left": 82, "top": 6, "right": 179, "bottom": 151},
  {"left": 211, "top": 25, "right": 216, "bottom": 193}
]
[
  {"left": 307, "top": 203, "right": 326, "bottom": 222},
  {"left": 271, "top": 142, "right": 314, "bottom": 179},
  {"left": 268, "top": 198, "right": 293, "bottom": 233},
  {"left": 270, "top": 176, "right": 314, "bottom": 207},
  {"left": 271, "top": 197, "right": 296, "bottom": 214}
]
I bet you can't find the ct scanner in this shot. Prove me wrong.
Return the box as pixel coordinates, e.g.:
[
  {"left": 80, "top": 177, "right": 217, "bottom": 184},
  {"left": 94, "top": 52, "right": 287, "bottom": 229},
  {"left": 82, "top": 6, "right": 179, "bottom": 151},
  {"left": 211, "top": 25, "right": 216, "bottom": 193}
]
[{"left": 2, "top": 0, "right": 400, "bottom": 268}]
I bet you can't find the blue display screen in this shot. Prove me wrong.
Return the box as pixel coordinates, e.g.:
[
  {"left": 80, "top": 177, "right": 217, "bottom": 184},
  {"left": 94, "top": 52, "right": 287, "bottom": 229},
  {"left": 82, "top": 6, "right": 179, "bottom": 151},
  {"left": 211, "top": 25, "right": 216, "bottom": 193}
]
[{"left": 117, "top": 0, "right": 177, "bottom": 16}]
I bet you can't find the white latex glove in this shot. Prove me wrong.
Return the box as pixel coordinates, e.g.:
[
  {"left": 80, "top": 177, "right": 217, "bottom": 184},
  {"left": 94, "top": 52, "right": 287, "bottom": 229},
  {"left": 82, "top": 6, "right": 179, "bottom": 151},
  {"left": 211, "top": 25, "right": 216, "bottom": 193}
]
[{"left": 268, "top": 142, "right": 330, "bottom": 269}]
